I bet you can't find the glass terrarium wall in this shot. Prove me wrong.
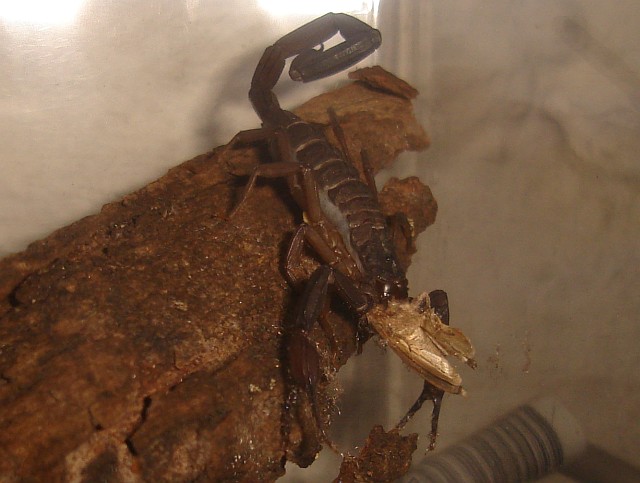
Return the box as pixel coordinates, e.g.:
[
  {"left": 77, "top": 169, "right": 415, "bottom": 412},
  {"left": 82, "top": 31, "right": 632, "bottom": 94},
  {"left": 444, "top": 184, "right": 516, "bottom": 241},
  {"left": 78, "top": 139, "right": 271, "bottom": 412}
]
[
  {"left": 376, "top": 1, "right": 640, "bottom": 481},
  {"left": 1, "top": 1, "right": 638, "bottom": 481}
]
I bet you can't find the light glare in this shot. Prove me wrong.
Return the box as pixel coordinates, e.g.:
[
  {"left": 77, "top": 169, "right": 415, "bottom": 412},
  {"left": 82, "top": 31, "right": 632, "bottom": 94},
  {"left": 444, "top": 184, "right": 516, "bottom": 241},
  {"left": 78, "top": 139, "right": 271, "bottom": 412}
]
[
  {"left": 257, "top": 0, "right": 368, "bottom": 16},
  {"left": 0, "top": 0, "right": 86, "bottom": 26}
]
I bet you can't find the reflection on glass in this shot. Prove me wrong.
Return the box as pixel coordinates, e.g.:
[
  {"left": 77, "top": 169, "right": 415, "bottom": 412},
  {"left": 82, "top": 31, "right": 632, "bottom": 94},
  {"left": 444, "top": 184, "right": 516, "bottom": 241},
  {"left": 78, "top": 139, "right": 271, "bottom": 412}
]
[
  {"left": 257, "top": 0, "right": 368, "bottom": 16},
  {"left": 0, "top": 0, "right": 86, "bottom": 26}
]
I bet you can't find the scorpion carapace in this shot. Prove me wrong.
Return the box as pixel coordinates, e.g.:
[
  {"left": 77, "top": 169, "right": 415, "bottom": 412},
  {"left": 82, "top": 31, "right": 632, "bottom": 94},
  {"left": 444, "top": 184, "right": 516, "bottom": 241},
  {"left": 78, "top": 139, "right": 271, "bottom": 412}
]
[{"left": 230, "top": 12, "right": 470, "bottom": 454}]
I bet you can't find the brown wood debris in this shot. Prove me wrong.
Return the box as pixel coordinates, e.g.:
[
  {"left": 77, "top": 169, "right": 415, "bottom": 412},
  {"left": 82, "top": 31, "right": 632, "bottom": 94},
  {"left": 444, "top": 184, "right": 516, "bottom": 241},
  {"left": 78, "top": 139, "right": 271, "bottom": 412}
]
[
  {"left": 349, "top": 66, "right": 420, "bottom": 100},
  {"left": 0, "top": 67, "right": 433, "bottom": 482},
  {"left": 335, "top": 426, "right": 418, "bottom": 482}
]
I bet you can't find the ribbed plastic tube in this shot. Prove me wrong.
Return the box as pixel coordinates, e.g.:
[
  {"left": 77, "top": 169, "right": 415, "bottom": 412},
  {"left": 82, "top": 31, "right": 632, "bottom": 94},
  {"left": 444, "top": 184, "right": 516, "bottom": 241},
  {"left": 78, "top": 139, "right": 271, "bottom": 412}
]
[{"left": 402, "top": 398, "right": 585, "bottom": 483}]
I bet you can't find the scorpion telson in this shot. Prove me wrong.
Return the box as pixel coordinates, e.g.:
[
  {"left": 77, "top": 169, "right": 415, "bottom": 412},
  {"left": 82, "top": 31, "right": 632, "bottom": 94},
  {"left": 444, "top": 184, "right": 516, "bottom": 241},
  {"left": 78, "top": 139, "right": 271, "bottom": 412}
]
[{"left": 230, "top": 13, "right": 473, "bottom": 452}]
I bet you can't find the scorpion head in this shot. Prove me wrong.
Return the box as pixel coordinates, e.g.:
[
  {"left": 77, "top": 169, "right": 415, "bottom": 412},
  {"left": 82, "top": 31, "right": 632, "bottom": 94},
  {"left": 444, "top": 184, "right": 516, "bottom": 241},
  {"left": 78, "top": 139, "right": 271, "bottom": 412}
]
[
  {"left": 362, "top": 236, "right": 409, "bottom": 302},
  {"left": 375, "top": 273, "right": 409, "bottom": 302}
]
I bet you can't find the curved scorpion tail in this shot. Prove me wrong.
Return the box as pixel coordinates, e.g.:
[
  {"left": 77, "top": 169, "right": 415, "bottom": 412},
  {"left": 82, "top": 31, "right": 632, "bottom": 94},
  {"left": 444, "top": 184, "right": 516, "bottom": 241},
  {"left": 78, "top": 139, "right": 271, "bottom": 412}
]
[
  {"left": 249, "top": 12, "right": 381, "bottom": 122},
  {"left": 286, "top": 13, "right": 381, "bottom": 83}
]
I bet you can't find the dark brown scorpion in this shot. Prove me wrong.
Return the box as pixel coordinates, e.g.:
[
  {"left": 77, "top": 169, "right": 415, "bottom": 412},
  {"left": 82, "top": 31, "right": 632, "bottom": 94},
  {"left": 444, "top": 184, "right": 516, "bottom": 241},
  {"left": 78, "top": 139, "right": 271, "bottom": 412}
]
[{"left": 230, "top": 12, "right": 473, "bottom": 452}]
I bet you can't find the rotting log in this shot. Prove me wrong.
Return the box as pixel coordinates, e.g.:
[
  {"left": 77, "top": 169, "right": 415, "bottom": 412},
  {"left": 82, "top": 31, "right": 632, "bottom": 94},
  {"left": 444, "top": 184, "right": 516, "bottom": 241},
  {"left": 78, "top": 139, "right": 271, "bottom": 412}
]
[{"left": 0, "top": 67, "right": 434, "bottom": 482}]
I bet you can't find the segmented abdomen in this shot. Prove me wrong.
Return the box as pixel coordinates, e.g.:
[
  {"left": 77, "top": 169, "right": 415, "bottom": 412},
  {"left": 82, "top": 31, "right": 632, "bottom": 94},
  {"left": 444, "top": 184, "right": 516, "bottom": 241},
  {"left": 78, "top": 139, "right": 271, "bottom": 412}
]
[{"left": 284, "top": 115, "right": 405, "bottom": 287}]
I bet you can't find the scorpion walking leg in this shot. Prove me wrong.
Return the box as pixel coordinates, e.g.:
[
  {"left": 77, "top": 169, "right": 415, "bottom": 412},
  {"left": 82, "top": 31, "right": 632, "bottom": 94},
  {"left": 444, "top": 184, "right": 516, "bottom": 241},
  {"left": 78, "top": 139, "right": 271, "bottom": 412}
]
[
  {"left": 288, "top": 264, "right": 371, "bottom": 446},
  {"left": 387, "top": 211, "right": 415, "bottom": 255},
  {"left": 228, "top": 161, "right": 301, "bottom": 218},
  {"left": 287, "top": 265, "right": 333, "bottom": 450},
  {"left": 327, "top": 108, "right": 356, "bottom": 168},
  {"left": 395, "top": 290, "right": 450, "bottom": 451},
  {"left": 327, "top": 108, "right": 379, "bottom": 199},
  {"left": 228, "top": 124, "right": 304, "bottom": 218},
  {"left": 286, "top": 225, "right": 338, "bottom": 285},
  {"left": 284, "top": 159, "right": 362, "bottom": 284},
  {"left": 289, "top": 265, "right": 370, "bottom": 387},
  {"left": 285, "top": 223, "right": 358, "bottom": 286}
]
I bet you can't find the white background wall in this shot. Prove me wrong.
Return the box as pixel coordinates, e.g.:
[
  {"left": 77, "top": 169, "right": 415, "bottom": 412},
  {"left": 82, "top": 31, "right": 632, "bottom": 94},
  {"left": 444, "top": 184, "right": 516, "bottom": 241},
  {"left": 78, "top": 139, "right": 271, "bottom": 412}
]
[{"left": 1, "top": 1, "right": 638, "bottom": 481}]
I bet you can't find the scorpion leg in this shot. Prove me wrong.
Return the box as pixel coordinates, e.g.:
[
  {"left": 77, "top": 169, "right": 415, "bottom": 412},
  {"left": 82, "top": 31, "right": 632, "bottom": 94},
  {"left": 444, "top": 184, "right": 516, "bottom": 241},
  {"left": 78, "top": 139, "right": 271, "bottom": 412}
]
[
  {"left": 285, "top": 224, "right": 339, "bottom": 285},
  {"left": 285, "top": 222, "right": 360, "bottom": 287},
  {"left": 289, "top": 265, "right": 370, "bottom": 388},
  {"left": 387, "top": 211, "right": 415, "bottom": 255},
  {"left": 288, "top": 263, "right": 372, "bottom": 448},
  {"left": 327, "top": 108, "right": 379, "bottom": 200},
  {"left": 282, "top": 154, "right": 363, "bottom": 283},
  {"left": 327, "top": 108, "right": 356, "bottom": 168},
  {"left": 287, "top": 265, "right": 332, "bottom": 450},
  {"left": 228, "top": 161, "right": 301, "bottom": 218},
  {"left": 359, "top": 150, "right": 379, "bottom": 200},
  {"left": 395, "top": 290, "right": 450, "bottom": 451},
  {"left": 229, "top": 120, "right": 308, "bottom": 218}
]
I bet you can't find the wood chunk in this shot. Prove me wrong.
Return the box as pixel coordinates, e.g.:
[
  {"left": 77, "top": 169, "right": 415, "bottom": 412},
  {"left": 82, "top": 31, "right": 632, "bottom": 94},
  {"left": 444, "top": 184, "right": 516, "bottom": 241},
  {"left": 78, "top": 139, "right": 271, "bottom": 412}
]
[
  {"left": 335, "top": 426, "right": 418, "bottom": 482},
  {"left": 0, "top": 69, "right": 432, "bottom": 481},
  {"left": 379, "top": 177, "right": 438, "bottom": 270},
  {"left": 294, "top": 67, "right": 429, "bottom": 176},
  {"left": 349, "top": 65, "right": 420, "bottom": 100}
]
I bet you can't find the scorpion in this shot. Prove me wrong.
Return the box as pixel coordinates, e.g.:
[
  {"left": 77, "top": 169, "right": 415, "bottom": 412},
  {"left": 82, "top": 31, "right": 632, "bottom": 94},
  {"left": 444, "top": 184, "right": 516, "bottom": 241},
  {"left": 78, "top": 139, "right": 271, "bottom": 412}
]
[{"left": 230, "top": 12, "right": 473, "bottom": 452}]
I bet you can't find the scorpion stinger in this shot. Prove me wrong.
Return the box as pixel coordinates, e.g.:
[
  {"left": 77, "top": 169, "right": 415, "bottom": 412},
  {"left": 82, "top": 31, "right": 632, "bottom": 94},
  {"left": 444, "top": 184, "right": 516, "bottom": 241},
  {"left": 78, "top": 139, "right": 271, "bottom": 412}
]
[{"left": 248, "top": 12, "right": 381, "bottom": 123}]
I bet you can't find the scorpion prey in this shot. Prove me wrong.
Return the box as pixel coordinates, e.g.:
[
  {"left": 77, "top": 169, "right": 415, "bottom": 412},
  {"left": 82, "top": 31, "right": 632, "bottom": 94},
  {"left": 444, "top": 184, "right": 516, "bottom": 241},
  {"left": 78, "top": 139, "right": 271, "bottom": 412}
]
[{"left": 230, "top": 12, "right": 475, "bottom": 452}]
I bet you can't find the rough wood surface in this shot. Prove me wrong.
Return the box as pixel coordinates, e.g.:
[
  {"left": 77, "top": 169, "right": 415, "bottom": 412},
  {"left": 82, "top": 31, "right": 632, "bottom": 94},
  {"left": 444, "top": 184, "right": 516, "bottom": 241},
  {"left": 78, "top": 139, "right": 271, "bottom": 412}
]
[
  {"left": 0, "top": 68, "right": 433, "bottom": 482},
  {"left": 335, "top": 426, "right": 418, "bottom": 483}
]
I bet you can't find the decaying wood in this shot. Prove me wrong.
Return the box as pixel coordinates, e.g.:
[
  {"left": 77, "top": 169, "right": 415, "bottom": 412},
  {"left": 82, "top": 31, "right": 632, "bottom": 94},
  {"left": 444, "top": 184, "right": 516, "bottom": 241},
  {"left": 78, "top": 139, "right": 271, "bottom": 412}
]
[
  {"left": 0, "top": 68, "right": 433, "bottom": 482},
  {"left": 335, "top": 426, "right": 418, "bottom": 483}
]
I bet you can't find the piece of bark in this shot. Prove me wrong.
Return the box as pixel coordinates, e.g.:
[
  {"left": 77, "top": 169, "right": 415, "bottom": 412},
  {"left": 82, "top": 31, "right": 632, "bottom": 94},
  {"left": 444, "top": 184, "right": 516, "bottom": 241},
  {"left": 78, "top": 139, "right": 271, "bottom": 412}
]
[
  {"left": 335, "top": 426, "right": 418, "bottom": 482},
  {"left": 378, "top": 177, "right": 438, "bottom": 272},
  {"left": 349, "top": 66, "right": 420, "bottom": 100},
  {"left": 0, "top": 67, "right": 433, "bottom": 482}
]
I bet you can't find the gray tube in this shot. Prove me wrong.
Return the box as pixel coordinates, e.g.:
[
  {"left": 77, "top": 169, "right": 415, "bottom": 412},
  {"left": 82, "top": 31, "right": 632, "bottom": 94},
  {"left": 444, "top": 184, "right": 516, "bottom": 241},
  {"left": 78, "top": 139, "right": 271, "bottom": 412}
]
[{"left": 401, "top": 397, "right": 585, "bottom": 482}]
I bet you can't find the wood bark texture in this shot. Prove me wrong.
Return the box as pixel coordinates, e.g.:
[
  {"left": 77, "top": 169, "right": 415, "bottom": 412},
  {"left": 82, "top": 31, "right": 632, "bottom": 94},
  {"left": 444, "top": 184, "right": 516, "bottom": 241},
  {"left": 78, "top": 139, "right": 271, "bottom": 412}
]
[{"left": 0, "top": 67, "right": 434, "bottom": 482}]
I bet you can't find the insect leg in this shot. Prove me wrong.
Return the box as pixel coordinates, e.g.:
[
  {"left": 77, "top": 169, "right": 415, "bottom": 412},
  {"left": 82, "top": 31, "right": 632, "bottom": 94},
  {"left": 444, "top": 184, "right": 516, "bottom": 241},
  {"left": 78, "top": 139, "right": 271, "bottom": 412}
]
[
  {"left": 395, "top": 290, "right": 450, "bottom": 451},
  {"left": 396, "top": 382, "right": 445, "bottom": 452}
]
